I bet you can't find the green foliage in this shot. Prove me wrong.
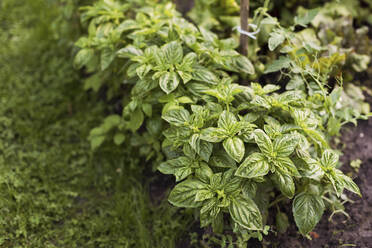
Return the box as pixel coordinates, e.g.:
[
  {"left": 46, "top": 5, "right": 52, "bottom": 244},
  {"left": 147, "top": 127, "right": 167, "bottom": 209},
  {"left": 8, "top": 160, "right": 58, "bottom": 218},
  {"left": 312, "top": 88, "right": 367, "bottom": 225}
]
[
  {"left": 73, "top": 0, "right": 369, "bottom": 244},
  {"left": 1, "top": 0, "right": 371, "bottom": 246}
]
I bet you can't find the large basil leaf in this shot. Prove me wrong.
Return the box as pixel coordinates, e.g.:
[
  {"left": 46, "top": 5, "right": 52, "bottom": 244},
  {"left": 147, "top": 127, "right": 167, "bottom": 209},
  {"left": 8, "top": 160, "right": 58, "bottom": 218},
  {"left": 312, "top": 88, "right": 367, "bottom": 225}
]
[
  {"left": 320, "top": 149, "right": 339, "bottom": 168},
  {"left": 229, "top": 196, "right": 263, "bottom": 230},
  {"left": 218, "top": 111, "right": 237, "bottom": 131},
  {"left": 200, "top": 127, "right": 227, "bottom": 142},
  {"left": 293, "top": 192, "right": 324, "bottom": 235},
  {"left": 272, "top": 169, "right": 295, "bottom": 198},
  {"left": 162, "top": 109, "right": 190, "bottom": 126},
  {"left": 158, "top": 157, "right": 194, "bottom": 182},
  {"left": 253, "top": 129, "right": 273, "bottom": 156},
  {"left": 159, "top": 71, "right": 180, "bottom": 94},
  {"left": 192, "top": 67, "right": 218, "bottom": 85},
  {"left": 163, "top": 41, "right": 183, "bottom": 64},
  {"left": 275, "top": 157, "right": 300, "bottom": 177},
  {"left": 209, "top": 151, "right": 237, "bottom": 168},
  {"left": 273, "top": 134, "right": 299, "bottom": 157},
  {"left": 223, "top": 137, "right": 245, "bottom": 162},
  {"left": 168, "top": 179, "right": 207, "bottom": 208},
  {"left": 235, "top": 153, "right": 270, "bottom": 178}
]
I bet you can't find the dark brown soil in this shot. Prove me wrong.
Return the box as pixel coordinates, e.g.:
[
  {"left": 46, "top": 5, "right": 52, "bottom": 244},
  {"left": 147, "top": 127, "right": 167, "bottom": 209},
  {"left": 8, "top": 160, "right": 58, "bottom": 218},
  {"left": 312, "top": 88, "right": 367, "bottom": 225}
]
[{"left": 263, "top": 118, "right": 372, "bottom": 248}]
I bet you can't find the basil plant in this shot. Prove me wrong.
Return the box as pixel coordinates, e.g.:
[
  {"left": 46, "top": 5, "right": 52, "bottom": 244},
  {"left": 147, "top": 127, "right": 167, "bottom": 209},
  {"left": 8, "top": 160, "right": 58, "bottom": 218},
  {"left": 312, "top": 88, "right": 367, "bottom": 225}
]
[{"left": 74, "top": 0, "right": 363, "bottom": 241}]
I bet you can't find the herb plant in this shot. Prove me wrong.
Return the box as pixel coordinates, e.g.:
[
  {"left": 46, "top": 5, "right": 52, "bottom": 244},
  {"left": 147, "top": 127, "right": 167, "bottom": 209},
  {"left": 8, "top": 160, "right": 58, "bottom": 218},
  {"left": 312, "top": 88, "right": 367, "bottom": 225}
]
[{"left": 73, "top": 0, "right": 368, "bottom": 243}]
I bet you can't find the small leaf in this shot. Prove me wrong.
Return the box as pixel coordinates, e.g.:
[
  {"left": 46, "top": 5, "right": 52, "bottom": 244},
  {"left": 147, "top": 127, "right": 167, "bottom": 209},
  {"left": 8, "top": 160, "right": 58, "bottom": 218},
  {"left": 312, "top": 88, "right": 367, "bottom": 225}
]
[
  {"left": 200, "top": 127, "right": 227, "bottom": 142},
  {"left": 223, "top": 137, "right": 245, "bottom": 163},
  {"left": 340, "top": 173, "right": 361, "bottom": 197},
  {"left": 272, "top": 169, "right": 295, "bottom": 198},
  {"left": 117, "top": 45, "right": 143, "bottom": 58},
  {"left": 142, "top": 103, "right": 152, "bottom": 117},
  {"left": 101, "top": 48, "right": 116, "bottom": 71},
  {"left": 275, "top": 157, "right": 300, "bottom": 177},
  {"left": 321, "top": 149, "right": 339, "bottom": 168},
  {"left": 195, "top": 189, "right": 215, "bottom": 202},
  {"left": 294, "top": 8, "right": 320, "bottom": 27},
  {"left": 113, "top": 133, "right": 125, "bottom": 145},
  {"left": 229, "top": 196, "right": 263, "bottom": 230},
  {"left": 163, "top": 41, "right": 183, "bottom": 64},
  {"left": 192, "top": 67, "right": 218, "bottom": 84},
  {"left": 273, "top": 134, "right": 299, "bottom": 157},
  {"left": 158, "top": 157, "right": 193, "bottom": 182},
  {"left": 168, "top": 179, "right": 207, "bottom": 208},
  {"left": 253, "top": 129, "right": 273, "bottom": 156},
  {"left": 264, "top": 56, "right": 291, "bottom": 74},
  {"left": 268, "top": 29, "right": 285, "bottom": 51},
  {"left": 159, "top": 72, "right": 180, "bottom": 94},
  {"left": 210, "top": 152, "right": 237, "bottom": 168},
  {"left": 235, "top": 153, "right": 270, "bottom": 178},
  {"left": 276, "top": 212, "right": 290, "bottom": 233},
  {"left": 198, "top": 140, "right": 213, "bottom": 162},
  {"left": 218, "top": 111, "right": 237, "bottom": 131},
  {"left": 128, "top": 108, "right": 144, "bottom": 132},
  {"left": 90, "top": 136, "right": 105, "bottom": 150},
  {"left": 74, "top": 48, "right": 94, "bottom": 69},
  {"left": 293, "top": 192, "right": 324, "bottom": 235}
]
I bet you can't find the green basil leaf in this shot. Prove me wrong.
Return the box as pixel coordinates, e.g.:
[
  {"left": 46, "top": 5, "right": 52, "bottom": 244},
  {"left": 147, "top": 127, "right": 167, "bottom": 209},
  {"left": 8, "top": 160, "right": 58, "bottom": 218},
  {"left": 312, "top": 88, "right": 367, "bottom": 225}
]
[
  {"left": 117, "top": 45, "right": 143, "bottom": 58},
  {"left": 327, "top": 169, "right": 344, "bottom": 197},
  {"left": 274, "top": 157, "right": 300, "bottom": 177},
  {"left": 276, "top": 211, "right": 290, "bottom": 233},
  {"left": 241, "top": 180, "right": 257, "bottom": 198},
  {"left": 90, "top": 135, "right": 105, "bottom": 151},
  {"left": 128, "top": 108, "right": 144, "bottom": 132},
  {"left": 253, "top": 129, "right": 273, "bottom": 156},
  {"left": 142, "top": 103, "right": 152, "bottom": 117},
  {"left": 136, "top": 64, "right": 152, "bottom": 79},
  {"left": 293, "top": 192, "right": 324, "bottom": 235},
  {"left": 272, "top": 169, "right": 295, "bottom": 198},
  {"left": 321, "top": 149, "right": 339, "bottom": 168},
  {"left": 162, "top": 109, "right": 190, "bottom": 126},
  {"left": 200, "top": 127, "right": 227, "bottom": 142},
  {"left": 101, "top": 48, "right": 116, "bottom": 71},
  {"left": 74, "top": 48, "right": 94, "bottom": 69},
  {"left": 223, "top": 56, "right": 255, "bottom": 74},
  {"left": 158, "top": 157, "right": 193, "bottom": 182},
  {"left": 177, "top": 71, "right": 193, "bottom": 84},
  {"left": 198, "top": 140, "right": 213, "bottom": 162},
  {"left": 340, "top": 172, "right": 361, "bottom": 197},
  {"left": 264, "top": 56, "right": 291, "bottom": 74},
  {"left": 229, "top": 196, "right": 263, "bottom": 230},
  {"left": 223, "top": 137, "right": 245, "bottom": 163},
  {"left": 218, "top": 111, "right": 237, "bottom": 131},
  {"left": 210, "top": 151, "right": 237, "bottom": 168},
  {"left": 163, "top": 41, "right": 183, "bottom": 64},
  {"left": 159, "top": 72, "right": 180, "bottom": 94},
  {"left": 273, "top": 134, "right": 299, "bottom": 157},
  {"left": 168, "top": 179, "right": 207, "bottom": 208},
  {"left": 113, "top": 133, "right": 125, "bottom": 145},
  {"left": 192, "top": 67, "right": 218, "bottom": 85},
  {"left": 235, "top": 153, "right": 270, "bottom": 178},
  {"left": 180, "top": 52, "right": 197, "bottom": 69},
  {"left": 195, "top": 189, "right": 215, "bottom": 202},
  {"left": 294, "top": 8, "right": 319, "bottom": 27},
  {"left": 268, "top": 29, "right": 285, "bottom": 51}
]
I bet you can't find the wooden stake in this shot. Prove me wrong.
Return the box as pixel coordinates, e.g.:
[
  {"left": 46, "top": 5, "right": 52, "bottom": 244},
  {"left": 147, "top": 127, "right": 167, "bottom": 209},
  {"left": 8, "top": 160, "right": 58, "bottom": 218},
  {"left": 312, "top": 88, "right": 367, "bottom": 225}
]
[{"left": 240, "top": 0, "right": 249, "bottom": 56}]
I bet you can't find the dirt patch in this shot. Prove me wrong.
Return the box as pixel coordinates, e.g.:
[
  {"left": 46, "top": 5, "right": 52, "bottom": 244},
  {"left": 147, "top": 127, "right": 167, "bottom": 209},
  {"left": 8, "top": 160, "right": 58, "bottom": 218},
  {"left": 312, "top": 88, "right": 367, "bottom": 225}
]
[{"left": 264, "top": 118, "right": 372, "bottom": 248}]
